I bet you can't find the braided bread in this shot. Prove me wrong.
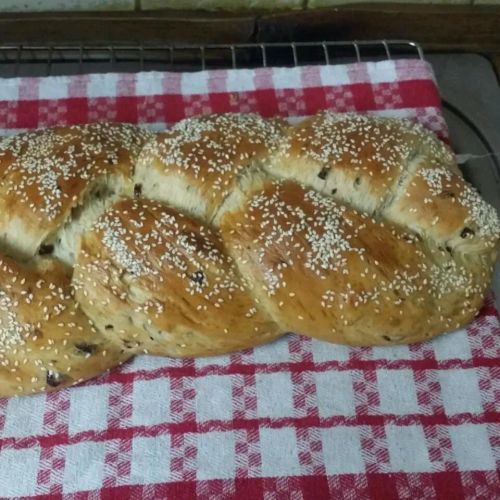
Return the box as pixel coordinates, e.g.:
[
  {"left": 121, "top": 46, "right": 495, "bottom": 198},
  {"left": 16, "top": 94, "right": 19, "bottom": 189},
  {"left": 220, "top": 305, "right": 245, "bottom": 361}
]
[{"left": 1, "top": 112, "right": 498, "bottom": 396}]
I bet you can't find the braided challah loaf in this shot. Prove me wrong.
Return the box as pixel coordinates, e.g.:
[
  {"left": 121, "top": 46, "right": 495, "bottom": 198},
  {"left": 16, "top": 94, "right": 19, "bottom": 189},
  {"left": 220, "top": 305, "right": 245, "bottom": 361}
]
[{"left": 0, "top": 112, "right": 498, "bottom": 396}]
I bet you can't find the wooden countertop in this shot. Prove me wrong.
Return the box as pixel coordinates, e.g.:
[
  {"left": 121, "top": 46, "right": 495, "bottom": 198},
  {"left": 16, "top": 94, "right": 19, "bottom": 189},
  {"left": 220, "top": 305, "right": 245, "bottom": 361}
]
[{"left": 0, "top": 5, "right": 499, "bottom": 55}]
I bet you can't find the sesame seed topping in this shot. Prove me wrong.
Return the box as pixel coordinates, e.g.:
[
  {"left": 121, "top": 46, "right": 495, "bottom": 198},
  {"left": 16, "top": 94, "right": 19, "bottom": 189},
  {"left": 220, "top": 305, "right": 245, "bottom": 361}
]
[
  {"left": 419, "top": 167, "right": 500, "bottom": 238},
  {"left": 137, "top": 113, "right": 284, "bottom": 215},
  {"left": 0, "top": 123, "right": 151, "bottom": 222},
  {"left": 0, "top": 288, "right": 31, "bottom": 350},
  {"left": 1, "top": 111, "right": 498, "bottom": 384}
]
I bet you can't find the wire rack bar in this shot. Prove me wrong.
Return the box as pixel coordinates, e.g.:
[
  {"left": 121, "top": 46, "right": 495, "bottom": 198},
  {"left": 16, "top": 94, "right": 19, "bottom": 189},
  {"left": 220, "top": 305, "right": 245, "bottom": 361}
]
[{"left": 0, "top": 40, "right": 423, "bottom": 78}]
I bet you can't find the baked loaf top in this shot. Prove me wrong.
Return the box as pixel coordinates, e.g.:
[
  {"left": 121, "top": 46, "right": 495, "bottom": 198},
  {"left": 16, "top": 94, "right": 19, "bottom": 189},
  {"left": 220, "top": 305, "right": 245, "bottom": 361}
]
[
  {"left": 0, "top": 123, "right": 152, "bottom": 263},
  {"left": 73, "top": 198, "right": 281, "bottom": 358},
  {"left": 0, "top": 111, "right": 499, "bottom": 396},
  {"left": 0, "top": 255, "right": 128, "bottom": 396}
]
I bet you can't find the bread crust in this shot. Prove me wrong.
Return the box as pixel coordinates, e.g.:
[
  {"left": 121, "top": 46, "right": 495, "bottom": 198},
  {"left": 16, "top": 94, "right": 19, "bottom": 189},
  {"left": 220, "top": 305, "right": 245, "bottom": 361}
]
[
  {"left": 0, "top": 111, "right": 498, "bottom": 396},
  {"left": 219, "top": 180, "right": 491, "bottom": 345},
  {"left": 135, "top": 113, "right": 286, "bottom": 223},
  {"left": 0, "top": 254, "right": 129, "bottom": 396},
  {"left": 74, "top": 199, "right": 281, "bottom": 357},
  {"left": 0, "top": 123, "right": 152, "bottom": 261}
]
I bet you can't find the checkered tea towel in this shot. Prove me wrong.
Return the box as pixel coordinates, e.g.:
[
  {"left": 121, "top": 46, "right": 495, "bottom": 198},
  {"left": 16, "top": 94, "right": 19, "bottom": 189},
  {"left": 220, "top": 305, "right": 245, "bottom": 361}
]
[{"left": 0, "top": 59, "right": 498, "bottom": 500}]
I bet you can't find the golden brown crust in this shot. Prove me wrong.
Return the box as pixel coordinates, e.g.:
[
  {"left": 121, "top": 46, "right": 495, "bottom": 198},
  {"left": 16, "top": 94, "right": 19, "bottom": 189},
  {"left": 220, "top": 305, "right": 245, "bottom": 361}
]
[
  {"left": 0, "top": 254, "right": 130, "bottom": 397},
  {"left": 385, "top": 158, "right": 500, "bottom": 254},
  {"left": 266, "top": 112, "right": 457, "bottom": 215},
  {"left": 0, "top": 111, "right": 499, "bottom": 396},
  {"left": 73, "top": 199, "right": 281, "bottom": 357},
  {"left": 219, "top": 181, "right": 491, "bottom": 346},
  {"left": 135, "top": 113, "right": 286, "bottom": 223},
  {"left": 0, "top": 123, "right": 152, "bottom": 260}
]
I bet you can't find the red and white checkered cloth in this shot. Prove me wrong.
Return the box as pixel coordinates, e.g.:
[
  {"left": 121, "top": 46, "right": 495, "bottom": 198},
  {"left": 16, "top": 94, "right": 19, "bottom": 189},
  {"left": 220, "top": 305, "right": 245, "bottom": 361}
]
[{"left": 0, "top": 59, "right": 499, "bottom": 500}]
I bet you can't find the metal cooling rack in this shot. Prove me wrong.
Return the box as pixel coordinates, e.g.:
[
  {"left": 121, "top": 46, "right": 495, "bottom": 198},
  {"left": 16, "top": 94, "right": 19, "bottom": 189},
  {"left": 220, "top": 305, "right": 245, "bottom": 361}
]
[{"left": 0, "top": 40, "right": 423, "bottom": 77}]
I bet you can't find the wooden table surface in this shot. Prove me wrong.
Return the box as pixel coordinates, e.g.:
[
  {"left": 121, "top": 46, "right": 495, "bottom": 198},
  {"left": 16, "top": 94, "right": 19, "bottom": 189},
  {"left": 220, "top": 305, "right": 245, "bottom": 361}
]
[
  {"left": 0, "top": 5, "right": 498, "bottom": 47},
  {"left": 0, "top": 4, "right": 499, "bottom": 79}
]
